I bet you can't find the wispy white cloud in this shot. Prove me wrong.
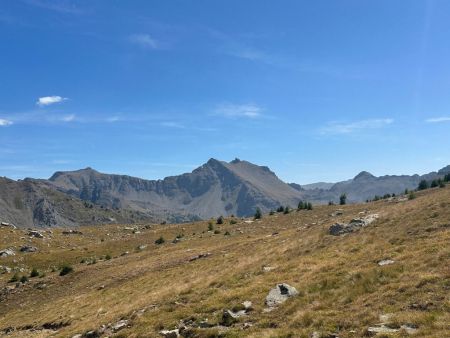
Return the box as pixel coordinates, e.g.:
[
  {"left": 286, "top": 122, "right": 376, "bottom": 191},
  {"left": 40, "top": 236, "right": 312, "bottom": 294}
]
[
  {"left": 22, "top": 0, "right": 83, "bottom": 14},
  {"left": 320, "top": 118, "right": 394, "bottom": 135},
  {"left": 37, "top": 96, "right": 68, "bottom": 106},
  {"left": 129, "top": 34, "right": 159, "bottom": 49},
  {"left": 425, "top": 116, "right": 450, "bottom": 123},
  {"left": 0, "top": 118, "right": 13, "bottom": 126},
  {"left": 160, "top": 121, "right": 185, "bottom": 129},
  {"left": 61, "top": 114, "right": 75, "bottom": 122},
  {"left": 214, "top": 103, "right": 263, "bottom": 119}
]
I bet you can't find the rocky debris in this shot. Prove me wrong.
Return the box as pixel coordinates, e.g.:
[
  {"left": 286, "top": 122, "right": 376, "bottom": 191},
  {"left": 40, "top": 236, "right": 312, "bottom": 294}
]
[
  {"left": 1, "top": 222, "right": 17, "bottom": 229},
  {"left": 28, "top": 230, "right": 44, "bottom": 238},
  {"left": 330, "top": 210, "right": 343, "bottom": 217},
  {"left": 262, "top": 265, "right": 276, "bottom": 272},
  {"left": 368, "top": 314, "right": 418, "bottom": 335},
  {"left": 329, "top": 214, "right": 379, "bottom": 236},
  {"left": 159, "top": 329, "right": 179, "bottom": 337},
  {"left": 378, "top": 259, "right": 395, "bottom": 266},
  {"left": 20, "top": 245, "right": 38, "bottom": 253},
  {"left": 188, "top": 252, "right": 211, "bottom": 262},
  {"left": 111, "top": 319, "right": 128, "bottom": 332},
  {"left": 367, "top": 324, "right": 418, "bottom": 335},
  {"left": 0, "top": 265, "right": 12, "bottom": 274},
  {"left": 265, "top": 283, "right": 299, "bottom": 307},
  {"left": 0, "top": 248, "right": 15, "bottom": 257},
  {"left": 62, "top": 229, "right": 83, "bottom": 235},
  {"left": 220, "top": 301, "right": 253, "bottom": 327},
  {"left": 310, "top": 333, "right": 339, "bottom": 338},
  {"left": 137, "top": 245, "right": 147, "bottom": 250}
]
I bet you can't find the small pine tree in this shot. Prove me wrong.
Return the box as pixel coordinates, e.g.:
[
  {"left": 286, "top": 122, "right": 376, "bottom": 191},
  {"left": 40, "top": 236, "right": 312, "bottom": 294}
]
[
  {"left": 297, "top": 201, "right": 304, "bottom": 210},
  {"left": 283, "top": 206, "right": 290, "bottom": 214},
  {"left": 445, "top": 173, "right": 450, "bottom": 182},
  {"left": 254, "top": 208, "right": 262, "bottom": 220},
  {"left": 418, "top": 180, "right": 429, "bottom": 190},
  {"left": 430, "top": 180, "right": 439, "bottom": 188},
  {"left": 9, "top": 273, "right": 19, "bottom": 283},
  {"left": 439, "top": 181, "right": 446, "bottom": 188},
  {"left": 208, "top": 221, "right": 214, "bottom": 231},
  {"left": 20, "top": 275, "right": 28, "bottom": 284},
  {"left": 269, "top": 210, "right": 275, "bottom": 215},
  {"left": 328, "top": 201, "right": 335, "bottom": 206},
  {"left": 216, "top": 216, "right": 224, "bottom": 225},
  {"left": 59, "top": 265, "right": 73, "bottom": 276},
  {"left": 277, "top": 206, "right": 284, "bottom": 213},
  {"left": 339, "top": 193, "right": 347, "bottom": 205},
  {"left": 155, "top": 236, "right": 165, "bottom": 245},
  {"left": 30, "top": 268, "right": 39, "bottom": 278},
  {"left": 404, "top": 188, "right": 409, "bottom": 195},
  {"left": 408, "top": 191, "right": 416, "bottom": 200},
  {"left": 307, "top": 202, "right": 313, "bottom": 210}
]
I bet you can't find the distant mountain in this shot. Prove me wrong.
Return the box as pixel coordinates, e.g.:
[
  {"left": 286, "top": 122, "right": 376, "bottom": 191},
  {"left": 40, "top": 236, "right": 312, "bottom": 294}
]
[
  {"left": 45, "top": 158, "right": 302, "bottom": 221},
  {"left": 290, "top": 182, "right": 335, "bottom": 191},
  {"left": 0, "top": 177, "right": 153, "bottom": 228},
  {"left": 1, "top": 159, "right": 449, "bottom": 228}
]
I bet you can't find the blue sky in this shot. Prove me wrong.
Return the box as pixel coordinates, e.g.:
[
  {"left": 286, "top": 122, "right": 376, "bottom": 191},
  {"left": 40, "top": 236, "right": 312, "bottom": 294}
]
[{"left": 1, "top": 0, "right": 449, "bottom": 184}]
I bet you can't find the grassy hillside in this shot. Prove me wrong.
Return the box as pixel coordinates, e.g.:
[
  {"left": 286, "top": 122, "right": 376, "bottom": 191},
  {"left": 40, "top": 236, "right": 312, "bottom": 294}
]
[{"left": 0, "top": 186, "right": 449, "bottom": 337}]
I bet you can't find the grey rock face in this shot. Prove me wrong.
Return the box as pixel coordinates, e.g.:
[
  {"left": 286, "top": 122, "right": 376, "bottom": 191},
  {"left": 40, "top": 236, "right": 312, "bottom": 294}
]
[
  {"left": 0, "top": 248, "right": 15, "bottom": 257},
  {"left": 265, "top": 283, "right": 299, "bottom": 307},
  {"left": 20, "top": 245, "right": 38, "bottom": 253},
  {"left": 329, "top": 214, "right": 379, "bottom": 236}
]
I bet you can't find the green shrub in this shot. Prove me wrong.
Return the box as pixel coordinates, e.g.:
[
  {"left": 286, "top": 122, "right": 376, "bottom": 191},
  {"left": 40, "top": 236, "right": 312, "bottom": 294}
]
[
  {"left": 408, "top": 191, "right": 416, "bottom": 200},
  {"left": 105, "top": 254, "right": 112, "bottom": 260},
  {"left": 254, "top": 207, "right": 262, "bottom": 220},
  {"left": 9, "top": 273, "right": 19, "bottom": 283},
  {"left": 20, "top": 275, "right": 28, "bottom": 284},
  {"left": 216, "top": 216, "right": 224, "bottom": 225},
  {"left": 230, "top": 219, "right": 237, "bottom": 225},
  {"left": 224, "top": 231, "right": 231, "bottom": 236},
  {"left": 418, "top": 179, "right": 429, "bottom": 190},
  {"left": 214, "top": 229, "right": 221, "bottom": 234},
  {"left": 60, "top": 265, "right": 74, "bottom": 276},
  {"left": 155, "top": 236, "right": 165, "bottom": 245},
  {"left": 340, "top": 193, "right": 347, "bottom": 205},
  {"left": 30, "top": 268, "right": 39, "bottom": 278}
]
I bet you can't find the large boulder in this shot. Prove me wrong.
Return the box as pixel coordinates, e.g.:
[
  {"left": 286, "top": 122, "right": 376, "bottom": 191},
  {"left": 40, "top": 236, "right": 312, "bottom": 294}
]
[
  {"left": 265, "top": 283, "right": 298, "bottom": 307},
  {"left": 329, "top": 214, "right": 379, "bottom": 236}
]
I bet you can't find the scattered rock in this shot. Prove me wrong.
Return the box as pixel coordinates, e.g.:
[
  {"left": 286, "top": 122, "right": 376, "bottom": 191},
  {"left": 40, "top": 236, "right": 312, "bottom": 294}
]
[
  {"left": 265, "top": 283, "right": 298, "bottom": 307},
  {"left": 329, "top": 214, "right": 379, "bottom": 236},
  {"left": 330, "top": 210, "right": 343, "bottom": 217},
  {"left": 137, "top": 245, "right": 147, "bottom": 250},
  {"left": 28, "top": 230, "right": 44, "bottom": 238},
  {"left": 159, "top": 329, "right": 179, "bottom": 337},
  {"left": 188, "top": 252, "right": 211, "bottom": 262},
  {"left": 221, "top": 310, "right": 240, "bottom": 326},
  {"left": 242, "top": 301, "right": 252, "bottom": 310},
  {"left": 111, "top": 319, "right": 128, "bottom": 332},
  {"left": 0, "top": 265, "right": 12, "bottom": 274},
  {"left": 0, "top": 248, "right": 15, "bottom": 257},
  {"left": 262, "top": 266, "right": 276, "bottom": 272},
  {"left": 1, "top": 222, "right": 17, "bottom": 229},
  {"left": 20, "top": 245, "right": 38, "bottom": 253},
  {"left": 62, "top": 229, "right": 83, "bottom": 235},
  {"left": 378, "top": 259, "right": 395, "bottom": 266}
]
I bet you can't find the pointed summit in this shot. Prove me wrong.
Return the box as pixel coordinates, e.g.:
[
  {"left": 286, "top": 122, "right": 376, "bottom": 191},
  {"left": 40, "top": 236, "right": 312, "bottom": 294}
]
[{"left": 353, "top": 171, "right": 375, "bottom": 180}]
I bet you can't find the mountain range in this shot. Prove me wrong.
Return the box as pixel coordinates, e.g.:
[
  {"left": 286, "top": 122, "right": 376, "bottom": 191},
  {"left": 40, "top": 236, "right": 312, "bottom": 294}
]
[{"left": 1, "top": 158, "right": 449, "bottom": 228}]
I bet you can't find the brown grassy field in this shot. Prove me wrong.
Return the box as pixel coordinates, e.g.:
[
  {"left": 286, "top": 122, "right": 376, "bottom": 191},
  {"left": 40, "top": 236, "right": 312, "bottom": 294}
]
[{"left": 0, "top": 186, "right": 449, "bottom": 337}]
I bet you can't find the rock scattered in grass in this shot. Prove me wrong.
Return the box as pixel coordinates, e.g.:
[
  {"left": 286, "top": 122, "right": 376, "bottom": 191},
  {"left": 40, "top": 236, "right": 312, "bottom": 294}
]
[
  {"left": 159, "top": 328, "right": 179, "bottom": 337},
  {"left": 378, "top": 259, "right": 395, "bottom": 266},
  {"left": 28, "top": 230, "right": 44, "bottom": 238},
  {"left": 0, "top": 248, "right": 15, "bottom": 257},
  {"left": 20, "top": 245, "right": 38, "bottom": 253},
  {"left": 329, "top": 214, "right": 379, "bottom": 236},
  {"left": 265, "top": 283, "right": 298, "bottom": 308}
]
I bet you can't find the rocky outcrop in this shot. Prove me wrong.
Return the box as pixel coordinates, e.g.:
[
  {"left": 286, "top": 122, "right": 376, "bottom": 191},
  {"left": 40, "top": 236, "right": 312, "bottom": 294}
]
[
  {"left": 265, "top": 283, "right": 299, "bottom": 307},
  {"left": 329, "top": 214, "right": 379, "bottom": 236}
]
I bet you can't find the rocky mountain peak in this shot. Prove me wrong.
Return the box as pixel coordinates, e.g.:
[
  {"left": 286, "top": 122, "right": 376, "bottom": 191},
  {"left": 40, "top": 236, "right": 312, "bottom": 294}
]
[{"left": 353, "top": 171, "right": 375, "bottom": 180}]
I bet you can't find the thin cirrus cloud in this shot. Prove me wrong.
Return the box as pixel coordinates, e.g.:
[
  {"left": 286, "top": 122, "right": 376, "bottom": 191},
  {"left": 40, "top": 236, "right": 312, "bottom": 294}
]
[
  {"left": 128, "top": 34, "right": 160, "bottom": 49},
  {"left": 0, "top": 118, "right": 13, "bottom": 126},
  {"left": 320, "top": 118, "right": 394, "bottom": 135},
  {"left": 214, "top": 103, "right": 263, "bottom": 119},
  {"left": 36, "top": 96, "right": 68, "bottom": 106},
  {"left": 425, "top": 117, "right": 450, "bottom": 123}
]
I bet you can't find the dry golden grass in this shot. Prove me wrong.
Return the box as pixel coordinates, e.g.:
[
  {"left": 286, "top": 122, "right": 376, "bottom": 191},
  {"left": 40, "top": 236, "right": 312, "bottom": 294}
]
[{"left": 0, "top": 186, "right": 449, "bottom": 337}]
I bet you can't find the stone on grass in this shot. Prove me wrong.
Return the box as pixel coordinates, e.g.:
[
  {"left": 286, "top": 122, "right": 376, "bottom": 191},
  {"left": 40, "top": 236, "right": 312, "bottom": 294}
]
[{"left": 265, "top": 283, "right": 298, "bottom": 307}]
